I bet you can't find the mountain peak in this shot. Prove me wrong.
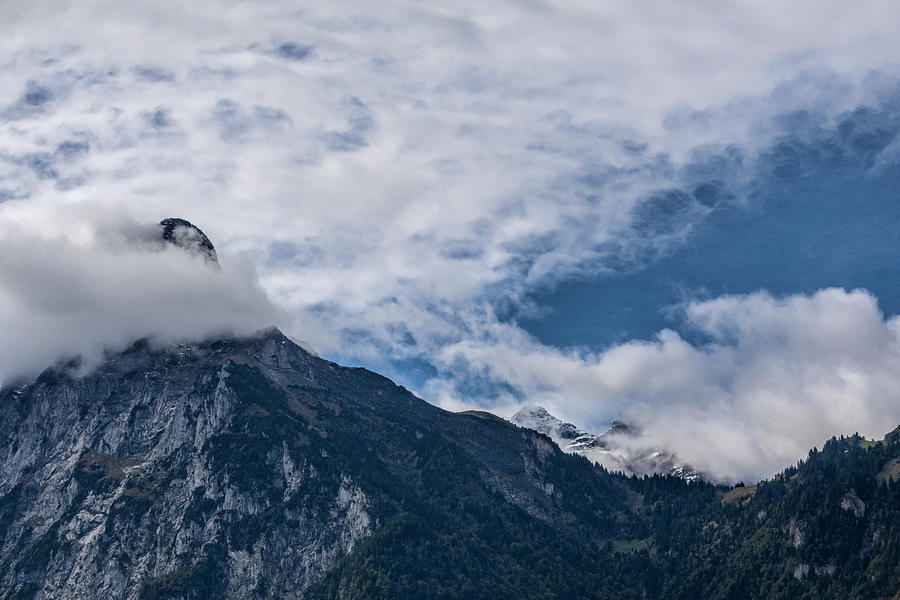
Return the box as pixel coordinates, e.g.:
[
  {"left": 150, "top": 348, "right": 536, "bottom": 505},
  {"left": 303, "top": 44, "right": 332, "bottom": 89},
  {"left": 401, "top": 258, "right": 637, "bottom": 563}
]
[
  {"left": 510, "top": 405, "right": 702, "bottom": 481},
  {"left": 159, "top": 217, "right": 218, "bottom": 264},
  {"left": 510, "top": 405, "right": 557, "bottom": 426}
]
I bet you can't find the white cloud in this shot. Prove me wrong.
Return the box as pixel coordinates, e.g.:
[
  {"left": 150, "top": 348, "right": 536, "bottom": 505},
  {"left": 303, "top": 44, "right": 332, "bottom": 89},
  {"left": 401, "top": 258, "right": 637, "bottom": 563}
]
[
  {"left": 0, "top": 202, "right": 281, "bottom": 384},
  {"left": 2, "top": 1, "right": 900, "bottom": 479},
  {"left": 430, "top": 288, "right": 900, "bottom": 482}
]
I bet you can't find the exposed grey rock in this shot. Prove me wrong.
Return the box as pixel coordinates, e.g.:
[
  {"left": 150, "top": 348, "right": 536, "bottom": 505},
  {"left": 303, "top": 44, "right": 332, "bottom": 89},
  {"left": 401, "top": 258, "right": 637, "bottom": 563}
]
[
  {"left": 0, "top": 332, "right": 366, "bottom": 599},
  {"left": 841, "top": 489, "right": 866, "bottom": 518},
  {"left": 159, "top": 217, "right": 218, "bottom": 265},
  {"left": 787, "top": 517, "right": 805, "bottom": 548}
]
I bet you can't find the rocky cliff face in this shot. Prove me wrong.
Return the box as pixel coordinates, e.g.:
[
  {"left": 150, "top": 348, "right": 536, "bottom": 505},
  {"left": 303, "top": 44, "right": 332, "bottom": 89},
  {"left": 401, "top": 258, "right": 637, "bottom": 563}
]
[
  {"left": 0, "top": 330, "right": 634, "bottom": 599},
  {"left": 0, "top": 331, "right": 366, "bottom": 598}
]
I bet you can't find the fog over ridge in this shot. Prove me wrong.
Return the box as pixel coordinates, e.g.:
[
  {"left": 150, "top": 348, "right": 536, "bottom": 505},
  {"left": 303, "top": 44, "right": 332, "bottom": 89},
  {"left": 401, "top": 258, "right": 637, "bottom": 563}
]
[{"left": 0, "top": 203, "right": 282, "bottom": 385}]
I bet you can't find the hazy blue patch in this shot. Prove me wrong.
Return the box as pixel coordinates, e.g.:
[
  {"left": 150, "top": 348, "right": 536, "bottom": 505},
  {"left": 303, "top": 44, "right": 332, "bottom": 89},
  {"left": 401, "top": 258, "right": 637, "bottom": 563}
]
[
  {"left": 133, "top": 65, "right": 175, "bottom": 83},
  {"left": 253, "top": 105, "right": 289, "bottom": 124},
  {"left": 56, "top": 140, "right": 90, "bottom": 161},
  {"left": 690, "top": 181, "right": 731, "bottom": 208},
  {"left": 24, "top": 153, "right": 58, "bottom": 180},
  {"left": 144, "top": 108, "right": 173, "bottom": 129},
  {"left": 385, "top": 357, "right": 439, "bottom": 390},
  {"left": 459, "top": 374, "right": 526, "bottom": 403},
  {"left": 13, "top": 136, "right": 90, "bottom": 182},
  {"left": 213, "top": 99, "right": 247, "bottom": 140},
  {"left": 630, "top": 190, "right": 697, "bottom": 237},
  {"left": 383, "top": 322, "right": 419, "bottom": 350},
  {"left": 188, "top": 65, "right": 239, "bottom": 81},
  {"left": 682, "top": 145, "right": 745, "bottom": 184},
  {"left": 213, "top": 99, "right": 289, "bottom": 141},
  {"left": 55, "top": 175, "right": 85, "bottom": 191},
  {"left": 324, "top": 128, "right": 370, "bottom": 152},
  {"left": 265, "top": 239, "right": 325, "bottom": 267},
  {"left": 621, "top": 139, "right": 648, "bottom": 154},
  {"left": 23, "top": 82, "right": 52, "bottom": 106},
  {"left": 501, "top": 231, "right": 567, "bottom": 279},
  {"left": 276, "top": 42, "right": 313, "bottom": 61},
  {"left": 444, "top": 65, "right": 495, "bottom": 95},
  {"left": 439, "top": 240, "right": 484, "bottom": 261},
  {"left": 323, "top": 96, "right": 372, "bottom": 151},
  {"left": 4, "top": 81, "right": 54, "bottom": 119},
  {"left": 4, "top": 68, "right": 119, "bottom": 120}
]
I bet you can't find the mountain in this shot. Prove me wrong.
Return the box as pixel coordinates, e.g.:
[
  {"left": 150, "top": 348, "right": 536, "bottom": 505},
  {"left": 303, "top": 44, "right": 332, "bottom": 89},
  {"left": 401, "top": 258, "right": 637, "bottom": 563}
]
[
  {"left": 0, "top": 329, "right": 649, "bottom": 599},
  {"left": 1, "top": 331, "right": 899, "bottom": 599},
  {"left": 510, "top": 405, "right": 702, "bottom": 481}
]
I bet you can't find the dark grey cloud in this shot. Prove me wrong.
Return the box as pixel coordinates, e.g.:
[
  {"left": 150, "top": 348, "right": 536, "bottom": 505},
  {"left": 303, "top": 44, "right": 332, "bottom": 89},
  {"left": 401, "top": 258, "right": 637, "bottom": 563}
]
[
  {"left": 323, "top": 96, "right": 372, "bottom": 151},
  {"left": 144, "top": 107, "right": 174, "bottom": 129},
  {"left": 4, "top": 81, "right": 54, "bottom": 119},
  {"left": 213, "top": 99, "right": 290, "bottom": 142},
  {"left": 276, "top": 42, "right": 314, "bottom": 61},
  {"left": 132, "top": 65, "right": 176, "bottom": 83},
  {"left": 56, "top": 139, "right": 90, "bottom": 160}
]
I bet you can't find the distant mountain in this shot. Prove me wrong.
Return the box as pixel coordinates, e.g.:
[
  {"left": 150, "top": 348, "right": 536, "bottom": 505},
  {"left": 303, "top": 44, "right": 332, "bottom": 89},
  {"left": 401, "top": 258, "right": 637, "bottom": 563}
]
[{"left": 510, "top": 405, "right": 702, "bottom": 481}]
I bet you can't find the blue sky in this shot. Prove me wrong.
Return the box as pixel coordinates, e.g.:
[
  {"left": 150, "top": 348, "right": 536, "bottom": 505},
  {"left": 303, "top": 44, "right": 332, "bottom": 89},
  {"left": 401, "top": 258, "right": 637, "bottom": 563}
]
[
  {"left": 2, "top": 1, "right": 900, "bottom": 481},
  {"left": 526, "top": 101, "right": 900, "bottom": 349}
]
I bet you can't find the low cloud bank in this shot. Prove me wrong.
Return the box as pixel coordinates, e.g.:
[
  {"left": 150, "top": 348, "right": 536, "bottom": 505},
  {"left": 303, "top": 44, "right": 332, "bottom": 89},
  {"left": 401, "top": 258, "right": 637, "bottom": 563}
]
[
  {"left": 0, "top": 203, "right": 282, "bottom": 384},
  {"left": 618, "top": 288, "right": 900, "bottom": 482},
  {"left": 429, "top": 288, "right": 900, "bottom": 483}
]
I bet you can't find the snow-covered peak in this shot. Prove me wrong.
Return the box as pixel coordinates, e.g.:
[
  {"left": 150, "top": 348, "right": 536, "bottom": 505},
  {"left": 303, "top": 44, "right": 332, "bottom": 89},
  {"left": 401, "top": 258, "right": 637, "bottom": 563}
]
[
  {"left": 510, "top": 405, "right": 594, "bottom": 446},
  {"left": 510, "top": 405, "right": 566, "bottom": 435},
  {"left": 510, "top": 405, "right": 703, "bottom": 482}
]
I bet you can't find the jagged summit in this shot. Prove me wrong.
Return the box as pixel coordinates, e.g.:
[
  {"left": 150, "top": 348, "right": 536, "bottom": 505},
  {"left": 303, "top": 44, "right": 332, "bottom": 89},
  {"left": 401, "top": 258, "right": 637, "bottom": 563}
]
[
  {"left": 510, "top": 405, "right": 702, "bottom": 481},
  {"left": 510, "top": 405, "right": 594, "bottom": 444},
  {"left": 159, "top": 217, "right": 218, "bottom": 264}
]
